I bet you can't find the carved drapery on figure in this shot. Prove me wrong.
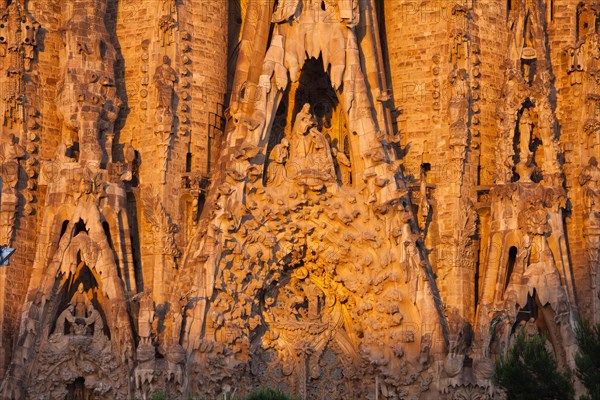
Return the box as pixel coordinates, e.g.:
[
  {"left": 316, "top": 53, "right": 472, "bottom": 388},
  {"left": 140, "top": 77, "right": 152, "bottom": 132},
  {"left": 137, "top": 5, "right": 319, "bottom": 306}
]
[
  {"left": 137, "top": 289, "right": 155, "bottom": 346},
  {"left": 52, "top": 305, "right": 75, "bottom": 337},
  {"left": 154, "top": 55, "right": 177, "bottom": 115},
  {"left": 286, "top": 103, "right": 336, "bottom": 189},
  {"left": 448, "top": 68, "right": 470, "bottom": 160},
  {"left": 0, "top": 134, "right": 25, "bottom": 192},
  {"left": 153, "top": 56, "right": 177, "bottom": 184},
  {"left": 69, "top": 283, "right": 91, "bottom": 319},
  {"left": 266, "top": 138, "right": 289, "bottom": 187},
  {"left": 515, "top": 108, "right": 536, "bottom": 182}
]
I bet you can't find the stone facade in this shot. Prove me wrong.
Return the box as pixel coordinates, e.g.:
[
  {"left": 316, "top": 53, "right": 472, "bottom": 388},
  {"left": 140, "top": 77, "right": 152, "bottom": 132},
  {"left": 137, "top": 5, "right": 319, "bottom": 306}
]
[{"left": 0, "top": 0, "right": 596, "bottom": 399}]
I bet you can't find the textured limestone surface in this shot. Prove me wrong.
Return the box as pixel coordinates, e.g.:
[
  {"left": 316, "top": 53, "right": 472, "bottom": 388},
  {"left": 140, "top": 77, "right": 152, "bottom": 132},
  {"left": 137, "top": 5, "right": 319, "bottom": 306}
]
[{"left": 0, "top": 0, "right": 596, "bottom": 399}]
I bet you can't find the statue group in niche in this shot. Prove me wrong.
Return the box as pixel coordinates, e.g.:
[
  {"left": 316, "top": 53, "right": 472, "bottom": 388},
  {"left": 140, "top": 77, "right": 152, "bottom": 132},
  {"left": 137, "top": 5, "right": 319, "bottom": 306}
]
[
  {"left": 268, "top": 103, "right": 343, "bottom": 189},
  {"left": 51, "top": 283, "right": 105, "bottom": 338}
]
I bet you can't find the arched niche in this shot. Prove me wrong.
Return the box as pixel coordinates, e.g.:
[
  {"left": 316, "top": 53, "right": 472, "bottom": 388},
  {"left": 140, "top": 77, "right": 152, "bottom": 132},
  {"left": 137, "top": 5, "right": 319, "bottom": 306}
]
[
  {"left": 264, "top": 56, "right": 355, "bottom": 188},
  {"left": 511, "top": 291, "right": 569, "bottom": 369},
  {"left": 512, "top": 102, "right": 544, "bottom": 183},
  {"left": 50, "top": 260, "right": 109, "bottom": 339},
  {"left": 504, "top": 246, "right": 518, "bottom": 291}
]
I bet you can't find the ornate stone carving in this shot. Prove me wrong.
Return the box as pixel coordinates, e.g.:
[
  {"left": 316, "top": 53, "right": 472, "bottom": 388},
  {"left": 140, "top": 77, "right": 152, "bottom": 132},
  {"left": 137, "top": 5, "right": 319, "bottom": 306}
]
[
  {"left": 28, "top": 333, "right": 127, "bottom": 399},
  {"left": 266, "top": 138, "right": 289, "bottom": 187},
  {"left": 1, "top": 0, "right": 599, "bottom": 398},
  {"left": 56, "top": 0, "right": 121, "bottom": 168},
  {"left": 142, "top": 188, "right": 181, "bottom": 259},
  {"left": 477, "top": 181, "right": 577, "bottom": 376},
  {"left": 286, "top": 103, "right": 336, "bottom": 189},
  {"left": 0, "top": 1, "right": 38, "bottom": 129},
  {"left": 137, "top": 289, "right": 155, "bottom": 347},
  {"left": 0, "top": 133, "right": 25, "bottom": 245},
  {"left": 580, "top": 157, "right": 600, "bottom": 291}
]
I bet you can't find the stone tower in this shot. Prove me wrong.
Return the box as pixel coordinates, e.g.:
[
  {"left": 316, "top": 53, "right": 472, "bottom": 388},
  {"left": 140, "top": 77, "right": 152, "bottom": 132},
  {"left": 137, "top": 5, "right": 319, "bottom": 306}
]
[{"left": 0, "top": 0, "right": 596, "bottom": 399}]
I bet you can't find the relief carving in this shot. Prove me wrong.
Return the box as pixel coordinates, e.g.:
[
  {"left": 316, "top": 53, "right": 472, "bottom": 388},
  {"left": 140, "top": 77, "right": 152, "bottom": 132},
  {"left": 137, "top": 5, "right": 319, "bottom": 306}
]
[
  {"left": 56, "top": 0, "right": 121, "bottom": 167},
  {"left": 287, "top": 103, "right": 336, "bottom": 189},
  {"left": 0, "top": 134, "right": 25, "bottom": 245},
  {"left": 2, "top": 0, "right": 597, "bottom": 399},
  {"left": 142, "top": 188, "right": 181, "bottom": 259},
  {"left": 50, "top": 285, "right": 106, "bottom": 340},
  {"left": 266, "top": 138, "right": 289, "bottom": 187},
  {"left": 580, "top": 157, "right": 600, "bottom": 290}
]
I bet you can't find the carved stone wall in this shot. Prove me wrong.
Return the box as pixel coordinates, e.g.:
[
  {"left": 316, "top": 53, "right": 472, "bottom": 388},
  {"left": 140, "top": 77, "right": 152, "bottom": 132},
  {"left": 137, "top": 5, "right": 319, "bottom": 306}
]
[{"left": 0, "top": 0, "right": 597, "bottom": 399}]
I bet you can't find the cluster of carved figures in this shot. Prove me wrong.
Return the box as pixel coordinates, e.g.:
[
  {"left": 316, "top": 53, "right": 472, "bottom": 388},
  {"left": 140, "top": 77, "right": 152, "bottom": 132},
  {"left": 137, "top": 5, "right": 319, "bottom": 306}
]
[
  {"left": 0, "top": 0, "right": 598, "bottom": 399},
  {"left": 51, "top": 284, "right": 105, "bottom": 339}
]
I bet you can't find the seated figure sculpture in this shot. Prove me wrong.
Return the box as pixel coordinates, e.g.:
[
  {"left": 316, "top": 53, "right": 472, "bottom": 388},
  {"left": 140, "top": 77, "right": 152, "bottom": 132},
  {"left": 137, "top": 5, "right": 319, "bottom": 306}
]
[{"left": 287, "top": 104, "right": 336, "bottom": 189}]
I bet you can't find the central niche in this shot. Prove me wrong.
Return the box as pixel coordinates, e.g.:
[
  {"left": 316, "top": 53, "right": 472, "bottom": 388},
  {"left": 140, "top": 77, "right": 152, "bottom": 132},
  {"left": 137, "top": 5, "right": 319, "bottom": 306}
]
[{"left": 265, "top": 56, "right": 353, "bottom": 187}]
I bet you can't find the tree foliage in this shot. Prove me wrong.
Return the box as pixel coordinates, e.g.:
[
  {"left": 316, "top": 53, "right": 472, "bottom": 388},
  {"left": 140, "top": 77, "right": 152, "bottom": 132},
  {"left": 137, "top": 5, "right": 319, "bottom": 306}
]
[
  {"left": 494, "top": 331, "right": 574, "bottom": 400},
  {"left": 575, "top": 319, "right": 600, "bottom": 400}
]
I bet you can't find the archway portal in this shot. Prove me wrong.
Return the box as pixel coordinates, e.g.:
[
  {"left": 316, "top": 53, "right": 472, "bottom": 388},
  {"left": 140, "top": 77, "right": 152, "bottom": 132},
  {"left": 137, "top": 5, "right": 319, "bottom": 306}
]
[
  {"left": 265, "top": 56, "right": 353, "bottom": 187},
  {"left": 65, "top": 377, "right": 92, "bottom": 400}
]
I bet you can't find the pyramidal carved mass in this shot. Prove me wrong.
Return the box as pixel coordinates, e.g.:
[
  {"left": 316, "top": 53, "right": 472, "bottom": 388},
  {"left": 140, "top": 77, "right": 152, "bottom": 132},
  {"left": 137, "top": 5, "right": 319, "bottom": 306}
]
[{"left": 0, "top": 0, "right": 596, "bottom": 399}]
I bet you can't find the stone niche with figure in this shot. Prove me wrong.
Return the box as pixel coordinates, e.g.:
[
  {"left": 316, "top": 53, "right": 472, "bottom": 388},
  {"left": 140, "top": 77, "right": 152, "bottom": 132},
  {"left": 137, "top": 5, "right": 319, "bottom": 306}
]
[
  {"left": 50, "top": 283, "right": 107, "bottom": 340},
  {"left": 24, "top": 262, "right": 127, "bottom": 400},
  {"left": 264, "top": 57, "right": 355, "bottom": 192}
]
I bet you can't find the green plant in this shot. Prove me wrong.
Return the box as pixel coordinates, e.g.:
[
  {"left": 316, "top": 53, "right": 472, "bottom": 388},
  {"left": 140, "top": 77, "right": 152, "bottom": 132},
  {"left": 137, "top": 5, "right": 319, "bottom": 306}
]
[
  {"left": 575, "top": 319, "right": 600, "bottom": 400},
  {"left": 494, "top": 331, "right": 574, "bottom": 400},
  {"left": 244, "top": 388, "right": 297, "bottom": 400},
  {"left": 150, "top": 391, "right": 167, "bottom": 400}
]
